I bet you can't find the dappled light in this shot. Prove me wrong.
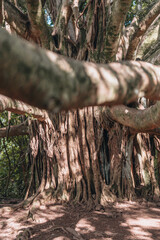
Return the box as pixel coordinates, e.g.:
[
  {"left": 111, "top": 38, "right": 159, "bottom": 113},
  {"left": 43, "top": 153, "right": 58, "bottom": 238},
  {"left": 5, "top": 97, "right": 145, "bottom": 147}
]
[
  {"left": 1, "top": 201, "right": 160, "bottom": 239},
  {"left": 1, "top": 0, "right": 160, "bottom": 239}
]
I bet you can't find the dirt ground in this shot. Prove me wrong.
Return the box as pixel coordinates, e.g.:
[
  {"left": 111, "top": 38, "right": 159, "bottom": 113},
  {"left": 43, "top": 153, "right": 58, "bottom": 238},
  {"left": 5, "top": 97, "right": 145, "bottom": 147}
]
[{"left": 0, "top": 199, "right": 160, "bottom": 240}]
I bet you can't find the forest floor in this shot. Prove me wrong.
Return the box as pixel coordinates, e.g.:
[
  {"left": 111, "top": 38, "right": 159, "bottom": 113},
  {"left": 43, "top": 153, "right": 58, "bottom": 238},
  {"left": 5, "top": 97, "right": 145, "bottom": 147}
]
[{"left": 0, "top": 199, "right": 160, "bottom": 240}]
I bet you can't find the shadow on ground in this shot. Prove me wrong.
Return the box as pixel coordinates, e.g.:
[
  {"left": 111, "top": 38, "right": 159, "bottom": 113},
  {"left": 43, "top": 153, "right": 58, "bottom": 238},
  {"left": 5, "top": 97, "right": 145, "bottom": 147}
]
[{"left": 0, "top": 200, "right": 160, "bottom": 240}]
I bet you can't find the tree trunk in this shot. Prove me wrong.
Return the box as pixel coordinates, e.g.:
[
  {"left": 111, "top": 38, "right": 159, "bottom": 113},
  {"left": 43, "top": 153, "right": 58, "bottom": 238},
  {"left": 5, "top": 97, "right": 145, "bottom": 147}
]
[
  {"left": 27, "top": 108, "right": 107, "bottom": 206},
  {"left": 3, "top": 0, "right": 160, "bottom": 205}
]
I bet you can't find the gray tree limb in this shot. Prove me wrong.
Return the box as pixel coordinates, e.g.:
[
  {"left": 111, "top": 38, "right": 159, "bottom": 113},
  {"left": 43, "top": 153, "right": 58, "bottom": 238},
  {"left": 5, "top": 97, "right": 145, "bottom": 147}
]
[
  {"left": 4, "top": 0, "right": 30, "bottom": 38},
  {"left": 0, "top": 122, "right": 29, "bottom": 138},
  {"left": 103, "top": 101, "right": 160, "bottom": 131},
  {"left": 126, "top": 0, "right": 160, "bottom": 60},
  {"left": 0, "top": 95, "right": 48, "bottom": 121},
  {"left": 26, "top": 0, "right": 52, "bottom": 49},
  {"left": 105, "top": 0, "right": 132, "bottom": 62},
  {"left": 1, "top": 28, "right": 160, "bottom": 113}
]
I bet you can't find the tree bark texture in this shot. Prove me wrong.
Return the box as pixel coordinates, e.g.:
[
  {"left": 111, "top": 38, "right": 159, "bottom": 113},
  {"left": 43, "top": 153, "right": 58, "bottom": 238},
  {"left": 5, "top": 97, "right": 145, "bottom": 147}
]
[
  {"left": 1, "top": 0, "right": 160, "bottom": 203},
  {"left": 1, "top": 28, "right": 160, "bottom": 112}
]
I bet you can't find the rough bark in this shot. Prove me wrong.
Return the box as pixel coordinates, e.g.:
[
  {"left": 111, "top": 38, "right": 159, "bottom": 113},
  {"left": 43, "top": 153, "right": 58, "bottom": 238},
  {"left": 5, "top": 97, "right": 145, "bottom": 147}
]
[
  {"left": 1, "top": 0, "right": 160, "bottom": 204},
  {"left": 1, "top": 28, "right": 160, "bottom": 112},
  {"left": 0, "top": 95, "right": 48, "bottom": 121},
  {"left": 105, "top": 101, "right": 160, "bottom": 131},
  {"left": 26, "top": 0, "right": 51, "bottom": 49},
  {"left": 143, "top": 41, "right": 160, "bottom": 64},
  {"left": 4, "top": 0, "right": 30, "bottom": 38},
  {"left": 2, "top": 94, "right": 160, "bottom": 137},
  {"left": 126, "top": 0, "right": 160, "bottom": 60},
  {"left": 105, "top": 0, "right": 132, "bottom": 62},
  {"left": 25, "top": 108, "right": 105, "bottom": 205},
  {"left": 108, "top": 124, "right": 135, "bottom": 199},
  {"left": 135, "top": 134, "right": 160, "bottom": 199}
]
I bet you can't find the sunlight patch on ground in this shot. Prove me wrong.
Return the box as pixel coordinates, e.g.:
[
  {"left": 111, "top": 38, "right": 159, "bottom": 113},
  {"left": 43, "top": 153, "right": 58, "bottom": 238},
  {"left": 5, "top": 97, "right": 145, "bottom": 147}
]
[
  {"left": 0, "top": 204, "right": 66, "bottom": 239},
  {"left": 127, "top": 217, "right": 160, "bottom": 228},
  {"left": 1, "top": 202, "right": 160, "bottom": 240},
  {"left": 75, "top": 218, "right": 95, "bottom": 234},
  {"left": 125, "top": 216, "right": 160, "bottom": 240},
  {"left": 114, "top": 201, "right": 139, "bottom": 209},
  {"left": 129, "top": 226, "right": 152, "bottom": 240},
  {"left": 53, "top": 236, "right": 71, "bottom": 240}
]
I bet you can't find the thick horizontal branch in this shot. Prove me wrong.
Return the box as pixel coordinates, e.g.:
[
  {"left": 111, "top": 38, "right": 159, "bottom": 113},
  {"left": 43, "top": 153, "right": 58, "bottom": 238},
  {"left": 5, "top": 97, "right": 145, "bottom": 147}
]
[
  {"left": 104, "top": 101, "right": 160, "bottom": 131},
  {"left": 126, "top": 0, "right": 160, "bottom": 60},
  {"left": 1, "top": 28, "right": 160, "bottom": 112},
  {"left": 0, "top": 95, "right": 48, "bottom": 121},
  {"left": 0, "top": 122, "right": 29, "bottom": 138}
]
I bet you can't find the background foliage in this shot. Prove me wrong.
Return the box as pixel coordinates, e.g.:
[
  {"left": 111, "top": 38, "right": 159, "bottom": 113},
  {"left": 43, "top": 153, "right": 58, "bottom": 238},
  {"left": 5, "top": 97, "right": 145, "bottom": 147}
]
[{"left": 0, "top": 112, "right": 29, "bottom": 199}]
